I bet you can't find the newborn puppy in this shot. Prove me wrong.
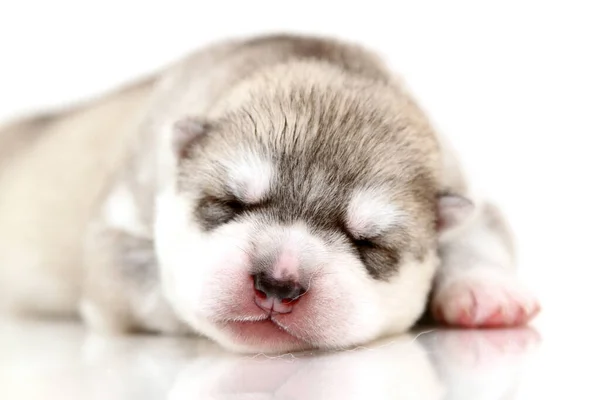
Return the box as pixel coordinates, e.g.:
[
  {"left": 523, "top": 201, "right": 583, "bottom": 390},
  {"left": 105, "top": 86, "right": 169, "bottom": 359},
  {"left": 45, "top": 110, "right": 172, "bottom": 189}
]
[{"left": 0, "top": 34, "right": 540, "bottom": 353}]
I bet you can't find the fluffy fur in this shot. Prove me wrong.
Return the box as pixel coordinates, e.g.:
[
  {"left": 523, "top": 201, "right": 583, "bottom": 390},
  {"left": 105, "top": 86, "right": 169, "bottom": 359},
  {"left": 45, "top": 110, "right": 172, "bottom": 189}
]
[{"left": 0, "top": 33, "right": 539, "bottom": 353}]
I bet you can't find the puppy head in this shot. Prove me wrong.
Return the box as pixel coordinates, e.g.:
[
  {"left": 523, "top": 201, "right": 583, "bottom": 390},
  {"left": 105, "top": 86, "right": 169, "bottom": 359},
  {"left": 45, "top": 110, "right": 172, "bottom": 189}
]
[{"left": 154, "top": 63, "right": 469, "bottom": 353}]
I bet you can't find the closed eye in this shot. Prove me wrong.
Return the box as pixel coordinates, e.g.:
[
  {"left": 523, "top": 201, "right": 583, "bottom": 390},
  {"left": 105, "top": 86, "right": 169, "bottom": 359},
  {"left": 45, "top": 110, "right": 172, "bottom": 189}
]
[
  {"left": 353, "top": 238, "right": 377, "bottom": 249},
  {"left": 195, "top": 195, "right": 248, "bottom": 229},
  {"left": 336, "top": 219, "right": 379, "bottom": 250},
  {"left": 223, "top": 198, "right": 246, "bottom": 214}
]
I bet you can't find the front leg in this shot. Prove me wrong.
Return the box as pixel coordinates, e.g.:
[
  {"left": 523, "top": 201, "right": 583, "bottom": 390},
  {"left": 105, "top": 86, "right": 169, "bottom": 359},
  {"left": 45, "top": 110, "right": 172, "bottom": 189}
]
[
  {"left": 80, "top": 220, "right": 190, "bottom": 335},
  {"left": 431, "top": 201, "right": 540, "bottom": 328}
]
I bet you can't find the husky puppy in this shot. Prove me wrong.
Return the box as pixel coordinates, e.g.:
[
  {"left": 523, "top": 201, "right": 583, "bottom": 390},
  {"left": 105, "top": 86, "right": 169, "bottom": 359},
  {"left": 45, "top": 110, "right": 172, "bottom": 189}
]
[{"left": 0, "top": 34, "right": 539, "bottom": 353}]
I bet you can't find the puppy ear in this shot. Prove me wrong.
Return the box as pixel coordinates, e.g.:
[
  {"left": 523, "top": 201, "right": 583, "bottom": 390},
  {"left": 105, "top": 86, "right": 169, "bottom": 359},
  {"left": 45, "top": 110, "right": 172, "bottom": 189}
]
[
  {"left": 172, "top": 117, "right": 211, "bottom": 159},
  {"left": 436, "top": 193, "right": 475, "bottom": 233}
]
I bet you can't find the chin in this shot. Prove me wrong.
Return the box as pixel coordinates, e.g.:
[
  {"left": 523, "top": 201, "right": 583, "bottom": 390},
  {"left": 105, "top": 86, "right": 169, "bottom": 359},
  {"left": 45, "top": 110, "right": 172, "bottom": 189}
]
[{"left": 209, "top": 319, "right": 312, "bottom": 354}]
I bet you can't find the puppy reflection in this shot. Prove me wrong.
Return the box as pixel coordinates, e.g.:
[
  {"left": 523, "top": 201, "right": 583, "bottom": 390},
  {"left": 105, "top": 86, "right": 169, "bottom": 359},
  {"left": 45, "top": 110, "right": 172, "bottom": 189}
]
[
  {"left": 168, "top": 328, "right": 540, "bottom": 400},
  {"left": 169, "top": 335, "right": 441, "bottom": 400},
  {"left": 0, "top": 321, "right": 540, "bottom": 400},
  {"left": 423, "top": 328, "right": 541, "bottom": 400}
]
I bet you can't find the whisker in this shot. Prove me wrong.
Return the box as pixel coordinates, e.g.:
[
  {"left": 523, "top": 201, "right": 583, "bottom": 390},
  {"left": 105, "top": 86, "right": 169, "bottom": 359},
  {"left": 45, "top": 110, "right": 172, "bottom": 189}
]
[{"left": 293, "top": 264, "right": 333, "bottom": 300}]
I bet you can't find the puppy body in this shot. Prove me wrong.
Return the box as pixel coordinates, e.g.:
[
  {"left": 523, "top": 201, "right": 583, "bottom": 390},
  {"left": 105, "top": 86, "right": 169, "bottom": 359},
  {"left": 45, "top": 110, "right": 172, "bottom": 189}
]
[{"left": 0, "top": 34, "right": 538, "bottom": 352}]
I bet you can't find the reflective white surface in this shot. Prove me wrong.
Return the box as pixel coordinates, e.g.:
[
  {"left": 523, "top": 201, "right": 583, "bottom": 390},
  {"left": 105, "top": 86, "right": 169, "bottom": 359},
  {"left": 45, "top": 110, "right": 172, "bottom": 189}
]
[{"left": 1, "top": 317, "right": 595, "bottom": 399}]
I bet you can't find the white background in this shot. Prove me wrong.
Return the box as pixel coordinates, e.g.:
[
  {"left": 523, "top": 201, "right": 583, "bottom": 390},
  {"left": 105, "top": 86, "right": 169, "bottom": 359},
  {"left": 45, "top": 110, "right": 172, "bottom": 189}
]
[{"left": 0, "top": 0, "right": 598, "bottom": 332}]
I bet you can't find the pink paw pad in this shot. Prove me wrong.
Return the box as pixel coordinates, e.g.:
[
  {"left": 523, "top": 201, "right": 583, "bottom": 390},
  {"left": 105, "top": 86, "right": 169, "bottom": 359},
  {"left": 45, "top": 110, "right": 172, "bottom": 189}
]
[{"left": 432, "top": 278, "right": 541, "bottom": 328}]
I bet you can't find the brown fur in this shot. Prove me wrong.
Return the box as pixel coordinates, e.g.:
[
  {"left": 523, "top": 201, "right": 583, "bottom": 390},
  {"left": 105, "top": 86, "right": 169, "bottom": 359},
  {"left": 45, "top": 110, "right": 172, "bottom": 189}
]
[{"left": 179, "top": 60, "right": 442, "bottom": 279}]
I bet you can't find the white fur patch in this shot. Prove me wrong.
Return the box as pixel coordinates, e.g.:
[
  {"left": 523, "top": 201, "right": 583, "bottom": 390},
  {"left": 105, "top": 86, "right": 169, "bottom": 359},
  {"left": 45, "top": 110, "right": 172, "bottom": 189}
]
[
  {"left": 153, "top": 187, "right": 253, "bottom": 327},
  {"left": 223, "top": 153, "right": 272, "bottom": 203},
  {"left": 346, "top": 188, "right": 406, "bottom": 238}
]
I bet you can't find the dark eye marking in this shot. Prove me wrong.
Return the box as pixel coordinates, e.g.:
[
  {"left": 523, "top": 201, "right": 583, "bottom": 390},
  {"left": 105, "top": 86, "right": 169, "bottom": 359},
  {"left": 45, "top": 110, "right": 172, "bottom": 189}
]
[
  {"left": 194, "top": 195, "right": 274, "bottom": 230},
  {"left": 222, "top": 198, "right": 246, "bottom": 214},
  {"left": 335, "top": 220, "right": 378, "bottom": 252},
  {"left": 351, "top": 236, "right": 382, "bottom": 264},
  {"left": 360, "top": 247, "right": 400, "bottom": 280},
  {"left": 353, "top": 238, "right": 377, "bottom": 250},
  {"left": 194, "top": 195, "right": 248, "bottom": 230},
  {"left": 335, "top": 220, "right": 400, "bottom": 280}
]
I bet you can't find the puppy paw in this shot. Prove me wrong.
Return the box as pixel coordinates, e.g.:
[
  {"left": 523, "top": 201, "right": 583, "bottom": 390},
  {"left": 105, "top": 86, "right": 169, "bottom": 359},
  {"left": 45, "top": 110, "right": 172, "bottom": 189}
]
[{"left": 431, "top": 272, "right": 541, "bottom": 328}]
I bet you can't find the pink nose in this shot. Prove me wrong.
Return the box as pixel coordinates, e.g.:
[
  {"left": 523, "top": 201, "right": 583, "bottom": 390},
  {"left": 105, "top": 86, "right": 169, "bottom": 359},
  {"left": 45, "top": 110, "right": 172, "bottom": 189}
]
[{"left": 253, "top": 273, "right": 305, "bottom": 314}]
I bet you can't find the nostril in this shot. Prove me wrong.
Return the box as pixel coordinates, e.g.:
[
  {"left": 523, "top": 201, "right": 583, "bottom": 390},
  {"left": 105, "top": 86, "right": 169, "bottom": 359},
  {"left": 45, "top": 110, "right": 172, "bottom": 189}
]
[
  {"left": 281, "top": 287, "right": 306, "bottom": 305},
  {"left": 252, "top": 272, "right": 305, "bottom": 302}
]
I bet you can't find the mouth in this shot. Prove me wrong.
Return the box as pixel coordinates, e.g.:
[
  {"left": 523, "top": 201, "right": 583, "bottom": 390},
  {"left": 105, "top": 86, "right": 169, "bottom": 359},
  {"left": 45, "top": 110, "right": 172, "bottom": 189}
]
[{"left": 217, "top": 317, "right": 311, "bottom": 352}]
